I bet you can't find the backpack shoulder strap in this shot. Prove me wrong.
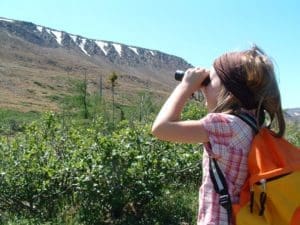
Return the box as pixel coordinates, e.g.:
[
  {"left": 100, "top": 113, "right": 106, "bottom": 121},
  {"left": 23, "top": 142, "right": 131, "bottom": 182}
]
[
  {"left": 209, "top": 158, "right": 232, "bottom": 224},
  {"left": 233, "top": 112, "right": 259, "bottom": 134}
]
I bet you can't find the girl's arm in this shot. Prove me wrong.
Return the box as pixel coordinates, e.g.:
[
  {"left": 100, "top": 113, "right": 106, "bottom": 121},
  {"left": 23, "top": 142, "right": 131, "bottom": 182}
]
[{"left": 151, "top": 68, "right": 209, "bottom": 144}]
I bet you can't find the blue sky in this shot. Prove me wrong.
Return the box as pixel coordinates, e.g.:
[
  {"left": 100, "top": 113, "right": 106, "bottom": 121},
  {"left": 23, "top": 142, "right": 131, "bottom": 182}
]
[{"left": 0, "top": 0, "right": 299, "bottom": 108}]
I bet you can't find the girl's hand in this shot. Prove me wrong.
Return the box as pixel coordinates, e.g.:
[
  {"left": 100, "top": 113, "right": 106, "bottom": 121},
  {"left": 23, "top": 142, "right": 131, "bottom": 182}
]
[{"left": 181, "top": 67, "right": 210, "bottom": 94}]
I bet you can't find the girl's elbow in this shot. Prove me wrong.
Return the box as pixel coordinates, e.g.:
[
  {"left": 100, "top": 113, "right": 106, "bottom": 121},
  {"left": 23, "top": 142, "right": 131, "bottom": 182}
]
[
  {"left": 151, "top": 123, "right": 165, "bottom": 139},
  {"left": 151, "top": 124, "right": 159, "bottom": 137}
]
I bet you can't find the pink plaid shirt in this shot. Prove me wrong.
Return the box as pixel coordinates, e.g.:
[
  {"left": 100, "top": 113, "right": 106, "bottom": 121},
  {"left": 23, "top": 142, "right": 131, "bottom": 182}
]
[{"left": 197, "top": 113, "right": 254, "bottom": 225}]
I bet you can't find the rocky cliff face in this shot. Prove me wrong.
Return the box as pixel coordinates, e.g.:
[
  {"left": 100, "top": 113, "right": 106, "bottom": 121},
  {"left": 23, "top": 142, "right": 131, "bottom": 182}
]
[
  {"left": 0, "top": 17, "right": 191, "bottom": 71},
  {"left": 0, "top": 17, "right": 192, "bottom": 111}
]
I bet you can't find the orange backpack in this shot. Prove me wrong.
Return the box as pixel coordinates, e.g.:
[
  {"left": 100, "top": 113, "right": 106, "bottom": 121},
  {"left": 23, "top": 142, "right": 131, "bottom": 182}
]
[{"left": 209, "top": 113, "right": 300, "bottom": 225}]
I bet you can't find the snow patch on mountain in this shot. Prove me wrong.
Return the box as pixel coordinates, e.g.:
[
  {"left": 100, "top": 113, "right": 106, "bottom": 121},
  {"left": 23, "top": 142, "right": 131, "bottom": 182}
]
[
  {"left": 112, "top": 43, "right": 122, "bottom": 57},
  {"left": 45, "top": 28, "right": 52, "bottom": 35},
  {"left": 36, "top": 25, "right": 43, "bottom": 32},
  {"left": 129, "top": 47, "right": 139, "bottom": 55},
  {"left": 95, "top": 40, "right": 108, "bottom": 55},
  {"left": 0, "top": 17, "right": 14, "bottom": 23},
  {"left": 51, "top": 30, "right": 63, "bottom": 45},
  {"left": 78, "top": 38, "right": 90, "bottom": 56},
  {"left": 70, "top": 35, "right": 77, "bottom": 43}
]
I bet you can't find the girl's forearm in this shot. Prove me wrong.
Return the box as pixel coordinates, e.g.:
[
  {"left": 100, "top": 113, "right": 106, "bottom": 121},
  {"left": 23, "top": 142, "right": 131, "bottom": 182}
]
[{"left": 152, "top": 83, "right": 192, "bottom": 134}]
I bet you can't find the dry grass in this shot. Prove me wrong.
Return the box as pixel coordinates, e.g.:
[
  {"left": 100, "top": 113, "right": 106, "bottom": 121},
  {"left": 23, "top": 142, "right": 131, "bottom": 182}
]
[{"left": 0, "top": 31, "right": 172, "bottom": 112}]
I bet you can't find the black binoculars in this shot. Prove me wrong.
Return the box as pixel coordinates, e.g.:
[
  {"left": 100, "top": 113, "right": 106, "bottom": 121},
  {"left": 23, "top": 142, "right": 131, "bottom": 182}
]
[
  {"left": 174, "top": 70, "right": 185, "bottom": 81},
  {"left": 174, "top": 70, "right": 211, "bottom": 87}
]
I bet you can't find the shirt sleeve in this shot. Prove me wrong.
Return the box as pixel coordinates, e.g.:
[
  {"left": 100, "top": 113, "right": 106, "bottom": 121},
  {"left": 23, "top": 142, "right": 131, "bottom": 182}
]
[{"left": 201, "top": 113, "right": 234, "bottom": 158}]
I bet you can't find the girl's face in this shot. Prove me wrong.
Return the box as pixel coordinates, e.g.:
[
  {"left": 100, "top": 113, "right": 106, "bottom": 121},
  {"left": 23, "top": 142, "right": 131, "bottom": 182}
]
[{"left": 201, "top": 68, "right": 223, "bottom": 112}]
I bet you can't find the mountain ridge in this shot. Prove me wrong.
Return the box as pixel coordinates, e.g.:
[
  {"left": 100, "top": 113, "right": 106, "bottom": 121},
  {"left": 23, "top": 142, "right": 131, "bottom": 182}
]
[
  {"left": 0, "top": 16, "right": 190, "bottom": 69},
  {"left": 0, "top": 16, "right": 192, "bottom": 112}
]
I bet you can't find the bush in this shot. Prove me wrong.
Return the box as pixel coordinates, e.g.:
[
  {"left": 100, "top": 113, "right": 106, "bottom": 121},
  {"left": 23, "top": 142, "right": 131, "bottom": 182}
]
[
  {"left": 0, "top": 112, "right": 202, "bottom": 224},
  {"left": 285, "top": 122, "right": 300, "bottom": 146}
]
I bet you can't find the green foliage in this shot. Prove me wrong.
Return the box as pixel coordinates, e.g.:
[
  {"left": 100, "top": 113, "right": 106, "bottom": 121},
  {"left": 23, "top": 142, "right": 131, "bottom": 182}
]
[
  {"left": 181, "top": 100, "right": 207, "bottom": 120},
  {"left": 285, "top": 122, "right": 300, "bottom": 146},
  {"left": 0, "top": 109, "right": 40, "bottom": 135},
  {"left": 0, "top": 112, "right": 202, "bottom": 225}
]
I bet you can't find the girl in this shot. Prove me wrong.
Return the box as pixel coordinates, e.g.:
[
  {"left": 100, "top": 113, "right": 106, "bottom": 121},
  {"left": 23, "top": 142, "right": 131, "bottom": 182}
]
[{"left": 151, "top": 46, "right": 285, "bottom": 225}]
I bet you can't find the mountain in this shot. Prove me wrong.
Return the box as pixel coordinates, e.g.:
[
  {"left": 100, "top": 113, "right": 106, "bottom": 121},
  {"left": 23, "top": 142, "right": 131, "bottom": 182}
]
[
  {"left": 285, "top": 108, "right": 300, "bottom": 124},
  {"left": 0, "top": 17, "right": 192, "bottom": 112}
]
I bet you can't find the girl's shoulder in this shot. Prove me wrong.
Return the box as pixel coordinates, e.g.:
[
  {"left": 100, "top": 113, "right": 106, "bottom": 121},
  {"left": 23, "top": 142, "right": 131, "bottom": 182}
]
[
  {"left": 201, "top": 112, "right": 252, "bottom": 136},
  {"left": 203, "top": 112, "right": 253, "bottom": 124},
  {"left": 201, "top": 112, "right": 254, "bottom": 156},
  {"left": 202, "top": 112, "right": 237, "bottom": 125}
]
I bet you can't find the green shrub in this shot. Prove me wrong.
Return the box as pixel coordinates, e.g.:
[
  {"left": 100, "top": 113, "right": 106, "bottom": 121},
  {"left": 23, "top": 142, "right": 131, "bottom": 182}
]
[
  {"left": 0, "top": 112, "right": 202, "bottom": 225},
  {"left": 285, "top": 122, "right": 300, "bottom": 146}
]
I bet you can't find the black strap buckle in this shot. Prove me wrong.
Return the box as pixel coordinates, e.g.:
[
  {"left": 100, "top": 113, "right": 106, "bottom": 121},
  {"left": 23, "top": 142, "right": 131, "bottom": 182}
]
[{"left": 219, "top": 194, "right": 231, "bottom": 210}]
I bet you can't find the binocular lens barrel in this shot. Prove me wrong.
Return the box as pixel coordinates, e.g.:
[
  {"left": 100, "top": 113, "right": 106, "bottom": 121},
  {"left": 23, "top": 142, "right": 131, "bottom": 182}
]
[
  {"left": 174, "top": 70, "right": 211, "bottom": 87},
  {"left": 174, "top": 70, "right": 185, "bottom": 81}
]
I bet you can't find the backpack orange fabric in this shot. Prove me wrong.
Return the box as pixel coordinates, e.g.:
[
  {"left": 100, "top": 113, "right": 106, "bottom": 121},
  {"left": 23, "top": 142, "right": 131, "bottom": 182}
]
[{"left": 233, "top": 127, "right": 300, "bottom": 225}]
